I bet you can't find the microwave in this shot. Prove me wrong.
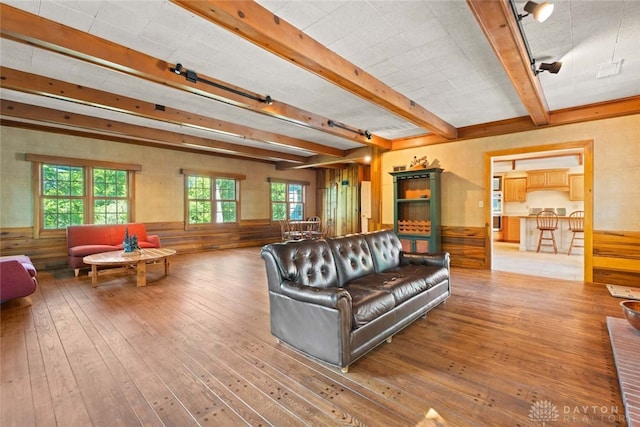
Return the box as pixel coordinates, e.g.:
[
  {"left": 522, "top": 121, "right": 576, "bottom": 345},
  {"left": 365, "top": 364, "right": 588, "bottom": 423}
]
[
  {"left": 492, "top": 176, "right": 502, "bottom": 192},
  {"left": 492, "top": 191, "right": 503, "bottom": 215}
]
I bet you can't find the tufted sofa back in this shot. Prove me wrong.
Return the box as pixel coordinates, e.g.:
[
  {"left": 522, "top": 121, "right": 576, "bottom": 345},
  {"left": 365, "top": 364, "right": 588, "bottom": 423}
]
[
  {"left": 261, "top": 239, "right": 339, "bottom": 289},
  {"left": 326, "top": 234, "right": 376, "bottom": 287},
  {"left": 364, "top": 230, "right": 402, "bottom": 273}
]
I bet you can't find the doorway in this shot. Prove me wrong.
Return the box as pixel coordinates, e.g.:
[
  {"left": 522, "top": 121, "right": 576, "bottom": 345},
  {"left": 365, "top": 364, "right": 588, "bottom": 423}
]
[{"left": 485, "top": 141, "right": 593, "bottom": 281}]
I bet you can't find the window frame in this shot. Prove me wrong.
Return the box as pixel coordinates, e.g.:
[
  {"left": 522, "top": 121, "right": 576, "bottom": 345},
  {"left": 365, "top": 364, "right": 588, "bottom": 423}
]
[
  {"left": 181, "top": 168, "right": 245, "bottom": 230},
  {"left": 269, "top": 178, "right": 309, "bottom": 222},
  {"left": 26, "top": 154, "right": 140, "bottom": 238}
]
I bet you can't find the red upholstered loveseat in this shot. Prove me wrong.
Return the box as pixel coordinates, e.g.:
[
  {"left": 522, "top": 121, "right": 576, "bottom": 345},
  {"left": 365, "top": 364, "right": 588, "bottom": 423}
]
[
  {"left": 67, "top": 223, "right": 160, "bottom": 275},
  {"left": 0, "top": 255, "right": 38, "bottom": 304}
]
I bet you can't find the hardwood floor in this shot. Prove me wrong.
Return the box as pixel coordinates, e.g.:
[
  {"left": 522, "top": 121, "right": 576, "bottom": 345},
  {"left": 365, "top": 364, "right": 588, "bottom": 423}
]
[{"left": 1, "top": 247, "right": 628, "bottom": 426}]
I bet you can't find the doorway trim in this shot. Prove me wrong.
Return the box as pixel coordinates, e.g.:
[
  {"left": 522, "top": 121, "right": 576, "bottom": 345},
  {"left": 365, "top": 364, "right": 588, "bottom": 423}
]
[{"left": 484, "top": 140, "right": 594, "bottom": 281}]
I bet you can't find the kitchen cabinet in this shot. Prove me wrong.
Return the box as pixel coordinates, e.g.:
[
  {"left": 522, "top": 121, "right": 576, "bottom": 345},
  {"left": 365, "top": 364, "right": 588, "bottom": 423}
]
[
  {"left": 503, "top": 177, "right": 527, "bottom": 202},
  {"left": 390, "top": 168, "right": 442, "bottom": 253},
  {"left": 569, "top": 174, "right": 584, "bottom": 201},
  {"left": 526, "top": 169, "right": 569, "bottom": 190},
  {"left": 502, "top": 216, "right": 521, "bottom": 242}
]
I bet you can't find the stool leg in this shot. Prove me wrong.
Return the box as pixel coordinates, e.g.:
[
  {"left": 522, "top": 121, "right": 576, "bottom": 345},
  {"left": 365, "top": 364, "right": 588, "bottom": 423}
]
[
  {"left": 568, "top": 232, "right": 575, "bottom": 255},
  {"left": 536, "top": 230, "right": 543, "bottom": 253}
]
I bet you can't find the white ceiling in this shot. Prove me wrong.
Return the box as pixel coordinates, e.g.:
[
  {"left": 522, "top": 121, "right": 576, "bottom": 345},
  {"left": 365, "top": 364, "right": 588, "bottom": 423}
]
[{"left": 1, "top": 0, "right": 639, "bottom": 165}]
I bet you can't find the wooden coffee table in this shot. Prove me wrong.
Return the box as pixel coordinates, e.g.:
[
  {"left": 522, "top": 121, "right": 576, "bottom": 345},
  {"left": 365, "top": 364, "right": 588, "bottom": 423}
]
[{"left": 83, "top": 248, "right": 176, "bottom": 287}]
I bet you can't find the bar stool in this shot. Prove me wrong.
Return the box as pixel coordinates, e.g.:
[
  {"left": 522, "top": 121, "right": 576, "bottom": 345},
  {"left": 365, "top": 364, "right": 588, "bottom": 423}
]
[
  {"left": 536, "top": 210, "right": 558, "bottom": 254},
  {"left": 567, "top": 210, "right": 584, "bottom": 255}
]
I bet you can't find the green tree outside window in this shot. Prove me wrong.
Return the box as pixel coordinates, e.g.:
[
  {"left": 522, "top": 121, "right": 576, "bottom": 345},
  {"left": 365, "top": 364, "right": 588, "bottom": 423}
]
[
  {"left": 271, "top": 182, "right": 305, "bottom": 221},
  {"left": 94, "top": 168, "right": 128, "bottom": 224},
  {"left": 186, "top": 175, "right": 238, "bottom": 225},
  {"left": 42, "top": 164, "right": 85, "bottom": 229}
]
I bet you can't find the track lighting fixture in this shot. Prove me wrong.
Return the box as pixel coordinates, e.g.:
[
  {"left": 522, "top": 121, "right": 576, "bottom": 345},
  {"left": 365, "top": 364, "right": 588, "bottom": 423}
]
[
  {"left": 509, "top": 1, "right": 560, "bottom": 77},
  {"left": 169, "top": 63, "right": 273, "bottom": 104},
  {"left": 535, "top": 61, "right": 562, "bottom": 75},
  {"left": 328, "top": 119, "right": 372, "bottom": 140},
  {"left": 518, "top": 1, "right": 554, "bottom": 23}
]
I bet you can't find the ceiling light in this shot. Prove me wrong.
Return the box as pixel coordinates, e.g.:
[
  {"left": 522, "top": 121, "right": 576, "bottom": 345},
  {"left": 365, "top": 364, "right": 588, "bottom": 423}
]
[
  {"left": 172, "top": 63, "right": 183, "bottom": 75},
  {"left": 535, "top": 61, "right": 562, "bottom": 75},
  {"left": 519, "top": 1, "right": 554, "bottom": 23}
]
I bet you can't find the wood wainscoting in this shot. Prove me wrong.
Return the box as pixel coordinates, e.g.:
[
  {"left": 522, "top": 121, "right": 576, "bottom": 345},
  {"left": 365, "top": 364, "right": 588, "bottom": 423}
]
[
  {"left": 380, "top": 224, "right": 488, "bottom": 269},
  {"left": 442, "top": 226, "right": 488, "bottom": 269},
  {"left": 593, "top": 230, "right": 640, "bottom": 286},
  {"left": 0, "top": 221, "right": 281, "bottom": 271}
]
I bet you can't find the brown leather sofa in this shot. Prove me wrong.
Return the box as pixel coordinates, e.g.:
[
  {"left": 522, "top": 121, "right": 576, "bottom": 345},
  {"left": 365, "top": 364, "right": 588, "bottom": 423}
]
[{"left": 261, "top": 229, "right": 450, "bottom": 372}]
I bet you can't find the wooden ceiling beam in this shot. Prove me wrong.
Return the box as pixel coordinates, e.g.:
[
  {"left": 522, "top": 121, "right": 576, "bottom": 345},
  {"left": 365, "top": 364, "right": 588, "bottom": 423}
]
[
  {"left": 171, "top": 0, "right": 458, "bottom": 140},
  {"left": 466, "top": 0, "right": 550, "bottom": 125},
  {"left": 279, "top": 147, "right": 372, "bottom": 170},
  {"left": 0, "top": 3, "right": 389, "bottom": 151},
  {"left": 392, "top": 95, "right": 640, "bottom": 150},
  {"left": 0, "top": 100, "right": 308, "bottom": 163},
  {"left": 0, "top": 67, "right": 342, "bottom": 158}
]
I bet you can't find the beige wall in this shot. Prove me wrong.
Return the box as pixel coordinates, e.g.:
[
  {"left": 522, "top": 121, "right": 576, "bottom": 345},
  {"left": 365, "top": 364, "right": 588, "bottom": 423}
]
[
  {"left": 2, "top": 114, "right": 639, "bottom": 232},
  {"left": 382, "top": 114, "right": 640, "bottom": 231},
  {"left": 0, "top": 127, "right": 316, "bottom": 227}
]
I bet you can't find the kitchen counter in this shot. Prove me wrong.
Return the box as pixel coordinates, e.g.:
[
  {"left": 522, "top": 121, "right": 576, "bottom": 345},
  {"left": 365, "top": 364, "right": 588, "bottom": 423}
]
[{"left": 518, "top": 216, "right": 581, "bottom": 254}]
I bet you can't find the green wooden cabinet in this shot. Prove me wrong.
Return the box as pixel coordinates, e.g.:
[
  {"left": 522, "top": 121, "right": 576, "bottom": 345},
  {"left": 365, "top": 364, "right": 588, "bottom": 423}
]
[{"left": 389, "top": 168, "right": 442, "bottom": 253}]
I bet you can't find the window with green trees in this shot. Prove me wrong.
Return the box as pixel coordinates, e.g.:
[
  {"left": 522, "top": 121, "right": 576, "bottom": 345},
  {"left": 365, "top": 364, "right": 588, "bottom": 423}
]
[
  {"left": 42, "top": 164, "right": 85, "bottom": 229},
  {"left": 93, "top": 168, "right": 129, "bottom": 224},
  {"left": 186, "top": 174, "right": 238, "bottom": 225},
  {"left": 271, "top": 181, "right": 305, "bottom": 221},
  {"left": 28, "top": 154, "right": 138, "bottom": 233}
]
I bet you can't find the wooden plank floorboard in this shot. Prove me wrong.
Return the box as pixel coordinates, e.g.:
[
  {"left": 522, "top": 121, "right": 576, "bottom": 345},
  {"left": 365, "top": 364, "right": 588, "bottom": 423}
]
[
  {"left": 55, "top": 277, "right": 166, "bottom": 426},
  {"left": 117, "top": 265, "right": 413, "bottom": 426},
  {"left": 27, "top": 278, "right": 94, "bottom": 426},
  {"left": 1, "top": 246, "right": 629, "bottom": 426},
  {"left": 106, "top": 292, "right": 305, "bottom": 426},
  {"left": 39, "top": 276, "right": 144, "bottom": 426},
  {"left": 68, "top": 276, "right": 245, "bottom": 426},
  {"left": 1, "top": 322, "right": 35, "bottom": 426}
]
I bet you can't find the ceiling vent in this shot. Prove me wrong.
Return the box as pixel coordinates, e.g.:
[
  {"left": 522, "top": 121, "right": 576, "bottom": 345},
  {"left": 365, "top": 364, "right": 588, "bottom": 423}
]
[{"left": 596, "top": 59, "right": 623, "bottom": 79}]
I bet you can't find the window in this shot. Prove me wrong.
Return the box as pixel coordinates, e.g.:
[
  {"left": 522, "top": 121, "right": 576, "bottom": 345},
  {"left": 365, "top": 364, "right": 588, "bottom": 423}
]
[
  {"left": 27, "top": 154, "right": 139, "bottom": 234},
  {"left": 215, "top": 178, "right": 237, "bottom": 223},
  {"left": 182, "top": 169, "right": 244, "bottom": 228},
  {"left": 42, "top": 163, "right": 85, "bottom": 229},
  {"left": 270, "top": 181, "right": 306, "bottom": 221},
  {"left": 93, "top": 168, "right": 129, "bottom": 224}
]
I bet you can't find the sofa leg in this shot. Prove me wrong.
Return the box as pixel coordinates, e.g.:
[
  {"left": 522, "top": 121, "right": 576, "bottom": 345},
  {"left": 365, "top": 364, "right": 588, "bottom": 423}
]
[
  {"left": 74, "top": 268, "right": 80, "bottom": 277},
  {"left": 386, "top": 336, "right": 393, "bottom": 344},
  {"left": 341, "top": 366, "right": 349, "bottom": 374}
]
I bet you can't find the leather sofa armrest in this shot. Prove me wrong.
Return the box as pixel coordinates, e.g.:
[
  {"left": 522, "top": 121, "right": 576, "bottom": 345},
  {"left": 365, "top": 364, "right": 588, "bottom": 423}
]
[
  {"left": 401, "top": 251, "right": 450, "bottom": 270},
  {"left": 280, "top": 281, "right": 352, "bottom": 309}
]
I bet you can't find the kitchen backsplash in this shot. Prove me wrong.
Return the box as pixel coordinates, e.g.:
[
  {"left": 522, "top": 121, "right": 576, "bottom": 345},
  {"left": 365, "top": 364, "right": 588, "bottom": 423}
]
[{"left": 504, "top": 190, "right": 584, "bottom": 216}]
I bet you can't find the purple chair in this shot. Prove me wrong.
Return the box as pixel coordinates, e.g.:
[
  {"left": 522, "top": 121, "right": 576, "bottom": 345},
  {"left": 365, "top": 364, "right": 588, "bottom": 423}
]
[{"left": 0, "top": 255, "right": 38, "bottom": 304}]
